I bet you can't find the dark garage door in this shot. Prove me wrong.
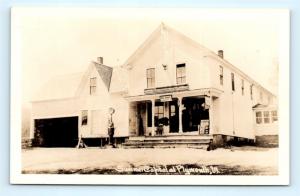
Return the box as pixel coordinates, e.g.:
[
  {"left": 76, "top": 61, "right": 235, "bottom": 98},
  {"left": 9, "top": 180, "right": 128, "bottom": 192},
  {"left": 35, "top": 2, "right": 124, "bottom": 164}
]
[{"left": 34, "top": 116, "right": 78, "bottom": 147}]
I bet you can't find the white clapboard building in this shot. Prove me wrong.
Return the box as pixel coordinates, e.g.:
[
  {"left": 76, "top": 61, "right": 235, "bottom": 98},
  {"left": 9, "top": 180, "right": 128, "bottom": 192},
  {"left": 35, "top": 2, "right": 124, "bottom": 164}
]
[{"left": 29, "top": 23, "right": 278, "bottom": 148}]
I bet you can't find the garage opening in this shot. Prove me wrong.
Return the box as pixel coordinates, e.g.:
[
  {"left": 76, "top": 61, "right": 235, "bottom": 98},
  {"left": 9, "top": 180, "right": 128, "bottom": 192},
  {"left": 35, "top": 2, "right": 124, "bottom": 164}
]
[{"left": 33, "top": 116, "right": 78, "bottom": 147}]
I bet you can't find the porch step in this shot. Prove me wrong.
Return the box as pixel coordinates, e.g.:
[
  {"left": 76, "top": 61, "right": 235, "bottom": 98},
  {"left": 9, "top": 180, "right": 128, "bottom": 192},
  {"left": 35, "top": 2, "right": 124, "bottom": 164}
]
[
  {"left": 122, "top": 135, "right": 212, "bottom": 149},
  {"left": 125, "top": 139, "right": 212, "bottom": 144}
]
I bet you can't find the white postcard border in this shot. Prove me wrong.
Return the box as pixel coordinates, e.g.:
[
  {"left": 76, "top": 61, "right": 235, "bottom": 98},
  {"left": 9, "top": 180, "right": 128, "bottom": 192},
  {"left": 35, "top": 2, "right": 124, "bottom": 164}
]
[{"left": 10, "top": 8, "right": 290, "bottom": 185}]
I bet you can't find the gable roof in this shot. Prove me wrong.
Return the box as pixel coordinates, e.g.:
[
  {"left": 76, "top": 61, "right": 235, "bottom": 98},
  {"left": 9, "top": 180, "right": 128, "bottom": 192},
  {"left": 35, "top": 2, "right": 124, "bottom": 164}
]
[
  {"left": 122, "top": 24, "right": 162, "bottom": 68},
  {"left": 122, "top": 23, "right": 276, "bottom": 96}
]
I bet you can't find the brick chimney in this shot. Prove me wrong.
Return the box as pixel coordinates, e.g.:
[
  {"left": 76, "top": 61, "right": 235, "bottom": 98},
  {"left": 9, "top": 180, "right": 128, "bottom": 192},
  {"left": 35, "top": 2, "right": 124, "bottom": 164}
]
[
  {"left": 97, "top": 57, "right": 103, "bottom": 64},
  {"left": 218, "top": 50, "right": 224, "bottom": 59}
]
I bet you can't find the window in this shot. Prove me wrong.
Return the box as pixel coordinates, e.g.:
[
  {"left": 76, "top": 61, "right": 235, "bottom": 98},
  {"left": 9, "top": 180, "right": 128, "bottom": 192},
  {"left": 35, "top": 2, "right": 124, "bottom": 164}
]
[
  {"left": 231, "top": 73, "right": 235, "bottom": 91},
  {"left": 219, "top": 66, "right": 223, "bottom": 85},
  {"left": 154, "top": 103, "right": 164, "bottom": 126},
  {"left": 256, "top": 110, "right": 277, "bottom": 125},
  {"left": 250, "top": 84, "right": 253, "bottom": 100},
  {"left": 81, "top": 110, "right": 88, "bottom": 125},
  {"left": 256, "top": 111, "right": 262, "bottom": 124},
  {"left": 263, "top": 111, "right": 270, "bottom": 123},
  {"left": 155, "top": 105, "right": 164, "bottom": 119},
  {"left": 90, "top": 77, "right": 97, "bottom": 95},
  {"left": 271, "top": 110, "right": 278, "bottom": 122},
  {"left": 170, "top": 105, "right": 176, "bottom": 117},
  {"left": 146, "top": 68, "right": 155, "bottom": 88},
  {"left": 241, "top": 79, "right": 244, "bottom": 95},
  {"left": 176, "top": 64, "right": 186, "bottom": 84}
]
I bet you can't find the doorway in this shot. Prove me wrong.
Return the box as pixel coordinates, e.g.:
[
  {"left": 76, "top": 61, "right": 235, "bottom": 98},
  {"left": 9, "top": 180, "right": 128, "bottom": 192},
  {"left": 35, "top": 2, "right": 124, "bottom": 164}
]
[
  {"left": 169, "top": 100, "right": 179, "bottom": 133},
  {"left": 182, "top": 97, "right": 209, "bottom": 132},
  {"left": 137, "top": 103, "right": 146, "bottom": 136},
  {"left": 34, "top": 116, "right": 78, "bottom": 147}
]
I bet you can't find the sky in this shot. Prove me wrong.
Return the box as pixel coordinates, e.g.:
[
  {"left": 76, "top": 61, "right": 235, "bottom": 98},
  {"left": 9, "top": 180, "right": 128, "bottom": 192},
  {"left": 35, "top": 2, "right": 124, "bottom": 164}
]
[{"left": 12, "top": 8, "right": 287, "bottom": 104}]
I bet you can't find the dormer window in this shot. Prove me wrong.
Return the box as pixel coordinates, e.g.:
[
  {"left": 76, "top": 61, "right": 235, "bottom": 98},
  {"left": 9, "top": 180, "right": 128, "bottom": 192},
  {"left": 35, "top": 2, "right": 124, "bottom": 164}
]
[
  {"left": 90, "top": 77, "right": 97, "bottom": 95},
  {"left": 176, "top": 64, "right": 186, "bottom": 84},
  {"left": 146, "top": 68, "right": 155, "bottom": 88}
]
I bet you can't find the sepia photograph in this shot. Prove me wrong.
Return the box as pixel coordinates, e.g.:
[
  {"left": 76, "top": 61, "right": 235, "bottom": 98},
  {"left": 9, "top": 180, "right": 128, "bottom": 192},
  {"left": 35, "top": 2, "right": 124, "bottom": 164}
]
[{"left": 10, "top": 8, "right": 289, "bottom": 185}]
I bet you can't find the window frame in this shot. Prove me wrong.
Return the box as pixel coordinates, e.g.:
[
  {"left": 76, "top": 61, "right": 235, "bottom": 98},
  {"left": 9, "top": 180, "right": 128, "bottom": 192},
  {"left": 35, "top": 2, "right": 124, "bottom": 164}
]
[
  {"left": 155, "top": 105, "right": 164, "bottom": 119},
  {"left": 271, "top": 110, "right": 278, "bottom": 123},
  {"left": 146, "top": 68, "right": 155, "bottom": 88},
  {"left": 256, "top": 111, "right": 262, "bottom": 124},
  {"left": 256, "top": 110, "right": 277, "bottom": 125},
  {"left": 170, "top": 105, "right": 176, "bottom": 117},
  {"left": 263, "top": 111, "right": 270, "bottom": 124},
  {"left": 81, "top": 110, "right": 88, "bottom": 126},
  {"left": 219, "top": 66, "right": 224, "bottom": 85},
  {"left": 89, "top": 77, "right": 97, "bottom": 95},
  {"left": 154, "top": 103, "right": 165, "bottom": 126},
  {"left": 176, "top": 63, "right": 186, "bottom": 85}
]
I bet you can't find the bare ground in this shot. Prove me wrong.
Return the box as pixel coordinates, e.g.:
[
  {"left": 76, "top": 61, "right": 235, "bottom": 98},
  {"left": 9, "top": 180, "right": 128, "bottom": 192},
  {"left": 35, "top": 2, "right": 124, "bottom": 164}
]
[{"left": 22, "top": 147, "right": 278, "bottom": 175}]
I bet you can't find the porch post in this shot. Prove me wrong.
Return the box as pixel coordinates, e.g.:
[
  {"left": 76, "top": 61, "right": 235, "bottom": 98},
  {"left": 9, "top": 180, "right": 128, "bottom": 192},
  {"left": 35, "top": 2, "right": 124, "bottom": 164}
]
[
  {"left": 178, "top": 96, "right": 183, "bottom": 134},
  {"left": 151, "top": 99, "right": 155, "bottom": 136},
  {"left": 209, "top": 95, "right": 214, "bottom": 135},
  {"left": 30, "top": 118, "right": 35, "bottom": 139}
]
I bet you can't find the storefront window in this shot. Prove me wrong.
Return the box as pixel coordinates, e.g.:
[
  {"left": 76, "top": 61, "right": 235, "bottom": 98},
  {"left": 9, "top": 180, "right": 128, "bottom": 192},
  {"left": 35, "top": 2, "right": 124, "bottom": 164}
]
[{"left": 154, "top": 103, "right": 166, "bottom": 126}]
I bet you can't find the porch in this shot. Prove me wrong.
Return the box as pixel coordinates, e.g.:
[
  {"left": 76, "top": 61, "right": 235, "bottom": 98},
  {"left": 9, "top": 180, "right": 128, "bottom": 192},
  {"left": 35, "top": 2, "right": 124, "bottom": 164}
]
[{"left": 126, "top": 88, "right": 221, "bottom": 138}]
